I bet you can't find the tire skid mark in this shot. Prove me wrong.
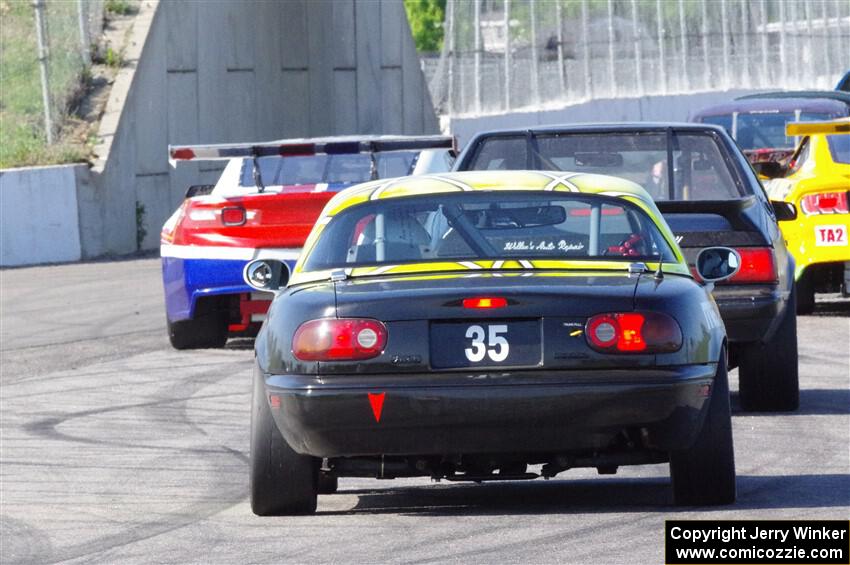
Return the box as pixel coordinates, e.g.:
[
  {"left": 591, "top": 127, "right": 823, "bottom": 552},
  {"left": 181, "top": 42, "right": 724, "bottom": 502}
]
[
  {"left": 7, "top": 357, "right": 251, "bottom": 564},
  {"left": 0, "top": 516, "right": 56, "bottom": 565}
]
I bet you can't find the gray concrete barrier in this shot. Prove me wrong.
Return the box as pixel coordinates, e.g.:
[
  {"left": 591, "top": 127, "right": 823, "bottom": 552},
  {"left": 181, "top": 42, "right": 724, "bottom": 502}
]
[{"left": 0, "top": 164, "right": 87, "bottom": 266}]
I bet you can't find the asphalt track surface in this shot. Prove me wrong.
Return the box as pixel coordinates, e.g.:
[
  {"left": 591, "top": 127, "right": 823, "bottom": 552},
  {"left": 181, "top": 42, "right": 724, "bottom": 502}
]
[{"left": 1, "top": 257, "right": 848, "bottom": 564}]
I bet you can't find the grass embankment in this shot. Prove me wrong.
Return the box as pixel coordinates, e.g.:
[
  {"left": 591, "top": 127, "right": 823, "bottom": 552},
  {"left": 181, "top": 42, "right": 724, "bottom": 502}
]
[{"left": 0, "top": 0, "right": 91, "bottom": 168}]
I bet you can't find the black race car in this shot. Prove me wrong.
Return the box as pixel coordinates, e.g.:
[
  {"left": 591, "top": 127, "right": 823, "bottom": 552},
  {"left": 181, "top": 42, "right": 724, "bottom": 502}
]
[
  {"left": 454, "top": 123, "right": 799, "bottom": 412},
  {"left": 246, "top": 171, "right": 738, "bottom": 515}
]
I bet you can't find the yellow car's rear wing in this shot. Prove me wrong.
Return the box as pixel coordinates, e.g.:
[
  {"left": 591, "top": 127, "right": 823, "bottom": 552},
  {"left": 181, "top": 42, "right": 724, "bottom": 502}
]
[{"left": 786, "top": 118, "right": 850, "bottom": 136}]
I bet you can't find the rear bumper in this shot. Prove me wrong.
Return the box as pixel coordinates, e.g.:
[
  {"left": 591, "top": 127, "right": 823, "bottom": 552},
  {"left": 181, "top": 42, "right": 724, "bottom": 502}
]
[
  {"left": 712, "top": 285, "right": 784, "bottom": 343},
  {"left": 264, "top": 365, "right": 716, "bottom": 458},
  {"left": 161, "top": 254, "right": 294, "bottom": 322}
]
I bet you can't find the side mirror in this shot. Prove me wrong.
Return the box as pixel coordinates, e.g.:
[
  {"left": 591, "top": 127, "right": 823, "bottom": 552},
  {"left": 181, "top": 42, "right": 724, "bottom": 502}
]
[
  {"left": 185, "top": 184, "right": 215, "bottom": 198},
  {"left": 243, "top": 259, "right": 290, "bottom": 292},
  {"left": 752, "top": 161, "right": 785, "bottom": 179},
  {"left": 771, "top": 200, "right": 797, "bottom": 221},
  {"left": 696, "top": 247, "right": 741, "bottom": 283}
]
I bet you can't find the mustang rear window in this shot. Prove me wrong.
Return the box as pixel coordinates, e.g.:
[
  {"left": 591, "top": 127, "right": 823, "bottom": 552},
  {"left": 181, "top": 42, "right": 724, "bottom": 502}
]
[
  {"left": 302, "top": 192, "right": 677, "bottom": 271},
  {"left": 466, "top": 132, "right": 743, "bottom": 201},
  {"left": 239, "top": 151, "right": 417, "bottom": 187}
]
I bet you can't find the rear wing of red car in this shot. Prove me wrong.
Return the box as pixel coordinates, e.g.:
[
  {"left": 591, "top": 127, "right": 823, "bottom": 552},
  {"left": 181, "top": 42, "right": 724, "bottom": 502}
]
[{"left": 168, "top": 134, "right": 456, "bottom": 166}]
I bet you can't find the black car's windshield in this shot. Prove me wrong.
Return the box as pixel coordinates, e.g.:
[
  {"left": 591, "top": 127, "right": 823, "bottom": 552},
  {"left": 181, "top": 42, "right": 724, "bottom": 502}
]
[
  {"left": 239, "top": 151, "right": 417, "bottom": 186},
  {"left": 303, "top": 192, "right": 677, "bottom": 271},
  {"left": 464, "top": 132, "right": 742, "bottom": 201}
]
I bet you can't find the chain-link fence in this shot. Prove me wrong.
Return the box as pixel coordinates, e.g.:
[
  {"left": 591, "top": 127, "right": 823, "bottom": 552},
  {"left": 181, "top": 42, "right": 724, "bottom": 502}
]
[
  {"left": 427, "top": 0, "right": 850, "bottom": 117},
  {"left": 1, "top": 0, "right": 105, "bottom": 166}
]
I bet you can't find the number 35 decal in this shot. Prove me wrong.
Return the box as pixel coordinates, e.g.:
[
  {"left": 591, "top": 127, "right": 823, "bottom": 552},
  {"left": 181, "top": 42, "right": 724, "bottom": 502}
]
[{"left": 465, "top": 324, "right": 509, "bottom": 362}]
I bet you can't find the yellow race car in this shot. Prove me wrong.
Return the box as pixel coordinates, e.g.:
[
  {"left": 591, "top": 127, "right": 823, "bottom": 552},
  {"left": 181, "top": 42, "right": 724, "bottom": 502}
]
[{"left": 765, "top": 119, "right": 850, "bottom": 313}]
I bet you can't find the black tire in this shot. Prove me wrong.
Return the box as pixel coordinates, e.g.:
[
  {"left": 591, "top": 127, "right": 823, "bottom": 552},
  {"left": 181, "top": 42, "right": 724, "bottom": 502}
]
[
  {"left": 670, "top": 349, "right": 736, "bottom": 506},
  {"left": 317, "top": 473, "right": 338, "bottom": 494},
  {"left": 738, "top": 288, "right": 800, "bottom": 411},
  {"left": 250, "top": 365, "right": 318, "bottom": 516},
  {"left": 795, "top": 270, "right": 815, "bottom": 315},
  {"left": 167, "top": 314, "right": 227, "bottom": 350}
]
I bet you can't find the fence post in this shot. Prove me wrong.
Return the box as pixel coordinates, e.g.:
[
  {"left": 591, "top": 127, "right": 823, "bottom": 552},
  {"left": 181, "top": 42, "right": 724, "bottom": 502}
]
[
  {"left": 581, "top": 0, "right": 592, "bottom": 99},
  {"left": 656, "top": 0, "right": 666, "bottom": 94},
  {"left": 530, "top": 0, "right": 539, "bottom": 106},
  {"left": 473, "top": 0, "right": 481, "bottom": 114},
  {"left": 77, "top": 0, "right": 91, "bottom": 66},
  {"left": 678, "top": 0, "right": 688, "bottom": 91},
  {"left": 32, "top": 0, "right": 53, "bottom": 145},
  {"left": 556, "top": 0, "right": 565, "bottom": 96},
  {"left": 503, "top": 0, "right": 511, "bottom": 110},
  {"left": 631, "top": 0, "right": 643, "bottom": 96},
  {"left": 446, "top": 0, "right": 455, "bottom": 115},
  {"left": 607, "top": 0, "right": 616, "bottom": 96}
]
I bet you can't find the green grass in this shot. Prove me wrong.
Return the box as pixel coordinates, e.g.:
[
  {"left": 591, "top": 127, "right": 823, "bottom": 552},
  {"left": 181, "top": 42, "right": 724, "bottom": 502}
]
[
  {"left": 105, "top": 0, "right": 133, "bottom": 16},
  {"left": 0, "top": 0, "right": 91, "bottom": 168}
]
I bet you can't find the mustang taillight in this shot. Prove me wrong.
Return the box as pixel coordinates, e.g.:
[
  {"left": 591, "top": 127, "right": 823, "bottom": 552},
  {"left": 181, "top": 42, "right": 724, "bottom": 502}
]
[
  {"left": 292, "top": 318, "right": 387, "bottom": 361},
  {"left": 585, "top": 312, "right": 682, "bottom": 353},
  {"left": 800, "top": 192, "right": 849, "bottom": 215}
]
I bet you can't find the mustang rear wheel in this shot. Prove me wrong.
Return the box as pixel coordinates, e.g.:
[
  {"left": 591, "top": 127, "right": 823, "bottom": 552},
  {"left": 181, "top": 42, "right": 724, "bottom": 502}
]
[
  {"left": 250, "top": 364, "right": 318, "bottom": 516},
  {"left": 167, "top": 314, "right": 227, "bottom": 350},
  {"left": 669, "top": 349, "right": 736, "bottom": 506},
  {"left": 738, "top": 288, "right": 799, "bottom": 411}
]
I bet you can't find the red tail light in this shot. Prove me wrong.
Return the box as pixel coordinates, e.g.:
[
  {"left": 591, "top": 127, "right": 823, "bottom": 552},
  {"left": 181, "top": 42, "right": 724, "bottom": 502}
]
[
  {"left": 725, "top": 247, "right": 777, "bottom": 284},
  {"left": 292, "top": 319, "right": 387, "bottom": 361},
  {"left": 221, "top": 206, "right": 247, "bottom": 226},
  {"left": 585, "top": 312, "right": 682, "bottom": 353},
  {"left": 800, "top": 192, "right": 849, "bottom": 215},
  {"left": 463, "top": 297, "right": 508, "bottom": 309}
]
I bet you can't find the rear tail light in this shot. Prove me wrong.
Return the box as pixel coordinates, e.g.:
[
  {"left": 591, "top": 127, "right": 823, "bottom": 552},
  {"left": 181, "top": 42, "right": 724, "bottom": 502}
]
[
  {"left": 726, "top": 247, "right": 777, "bottom": 284},
  {"left": 800, "top": 192, "right": 849, "bottom": 215},
  {"left": 221, "top": 206, "right": 247, "bottom": 226},
  {"left": 292, "top": 318, "right": 387, "bottom": 361},
  {"left": 585, "top": 312, "right": 682, "bottom": 353}
]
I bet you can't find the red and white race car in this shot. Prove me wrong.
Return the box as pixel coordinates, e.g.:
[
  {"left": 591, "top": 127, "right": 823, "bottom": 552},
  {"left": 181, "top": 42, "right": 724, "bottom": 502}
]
[{"left": 161, "top": 135, "right": 455, "bottom": 349}]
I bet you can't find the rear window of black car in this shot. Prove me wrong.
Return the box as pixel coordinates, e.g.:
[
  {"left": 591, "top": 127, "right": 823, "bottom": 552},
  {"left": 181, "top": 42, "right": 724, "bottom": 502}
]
[
  {"left": 465, "top": 132, "right": 744, "bottom": 201},
  {"left": 302, "top": 192, "right": 677, "bottom": 271}
]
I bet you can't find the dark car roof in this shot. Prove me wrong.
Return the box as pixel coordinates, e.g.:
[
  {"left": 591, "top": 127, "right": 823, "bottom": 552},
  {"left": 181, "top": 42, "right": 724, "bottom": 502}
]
[
  {"left": 737, "top": 90, "right": 850, "bottom": 104},
  {"left": 692, "top": 93, "right": 850, "bottom": 119},
  {"left": 469, "top": 122, "right": 729, "bottom": 138}
]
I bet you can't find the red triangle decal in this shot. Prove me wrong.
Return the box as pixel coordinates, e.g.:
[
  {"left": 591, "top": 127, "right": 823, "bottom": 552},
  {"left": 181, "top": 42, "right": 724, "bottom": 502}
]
[{"left": 368, "top": 392, "right": 385, "bottom": 422}]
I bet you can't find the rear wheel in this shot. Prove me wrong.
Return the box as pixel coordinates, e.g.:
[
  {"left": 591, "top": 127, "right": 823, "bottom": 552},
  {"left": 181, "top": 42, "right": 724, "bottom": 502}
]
[
  {"left": 167, "top": 314, "right": 228, "bottom": 350},
  {"left": 317, "top": 473, "right": 338, "bottom": 494},
  {"left": 669, "top": 349, "right": 736, "bottom": 506},
  {"left": 250, "top": 365, "right": 318, "bottom": 516},
  {"left": 738, "top": 288, "right": 799, "bottom": 411},
  {"left": 795, "top": 269, "right": 815, "bottom": 315}
]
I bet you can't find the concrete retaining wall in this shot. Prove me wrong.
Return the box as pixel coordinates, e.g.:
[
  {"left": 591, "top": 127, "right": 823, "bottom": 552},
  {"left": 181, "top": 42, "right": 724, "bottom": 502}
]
[
  {"left": 446, "top": 89, "right": 766, "bottom": 147},
  {"left": 0, "top": 165, "right": 86, "bottom": 266},
  {"left": 90, "top": 0, "right": 439, "bottom": 255}
]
